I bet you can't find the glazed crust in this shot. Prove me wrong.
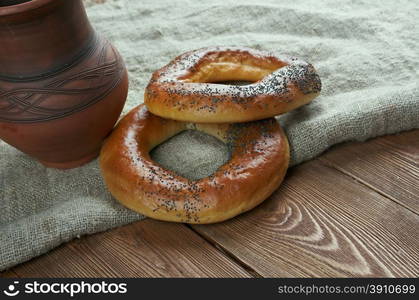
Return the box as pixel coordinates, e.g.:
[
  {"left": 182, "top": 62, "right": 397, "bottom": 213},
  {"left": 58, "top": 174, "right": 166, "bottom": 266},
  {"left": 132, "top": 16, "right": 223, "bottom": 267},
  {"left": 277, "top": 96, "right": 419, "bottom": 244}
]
[
  {"left": 100, "top": 104, "right": 290, "bottom": 224},
  {"left": 145, "top": 46, "right": 321, "bottom": 123}
]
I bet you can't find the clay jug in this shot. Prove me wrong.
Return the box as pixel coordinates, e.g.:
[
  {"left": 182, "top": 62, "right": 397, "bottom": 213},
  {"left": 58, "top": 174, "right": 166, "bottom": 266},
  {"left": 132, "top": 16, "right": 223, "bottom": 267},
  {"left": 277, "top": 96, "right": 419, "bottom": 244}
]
[{"left": 0, "top": 0, "right": 128, "bottom": 168}]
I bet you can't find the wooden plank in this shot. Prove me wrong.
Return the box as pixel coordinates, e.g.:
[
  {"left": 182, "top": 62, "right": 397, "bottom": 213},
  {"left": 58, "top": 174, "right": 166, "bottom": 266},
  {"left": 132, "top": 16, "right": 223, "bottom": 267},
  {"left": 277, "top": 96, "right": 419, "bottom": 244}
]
[
  {"left": 6, "top": 220, "right": 250, "bottom": 278},
  {"left": 318, "top": 130, "right": 419, "bottom": 214},
  {"left": 192, "top": 161, "right": 419, "bottom": 277},
  {"left": 373, "top": 130, "right": 418, "bottom": 163},
  {"left": 0, "top": 270, "right": 19, "bottom": 278}
]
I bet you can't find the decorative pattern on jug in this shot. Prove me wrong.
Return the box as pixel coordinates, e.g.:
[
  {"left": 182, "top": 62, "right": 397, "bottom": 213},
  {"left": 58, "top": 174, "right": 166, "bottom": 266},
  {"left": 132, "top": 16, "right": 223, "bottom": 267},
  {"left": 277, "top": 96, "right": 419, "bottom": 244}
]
[{"left": 0, "top": 36, "right": 125, "bottom": 123}]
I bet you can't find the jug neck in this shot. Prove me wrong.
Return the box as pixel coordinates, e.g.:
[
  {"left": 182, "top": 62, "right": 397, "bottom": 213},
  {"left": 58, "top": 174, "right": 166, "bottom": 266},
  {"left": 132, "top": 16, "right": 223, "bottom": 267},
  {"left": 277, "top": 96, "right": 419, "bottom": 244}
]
[{"left": 0, "top": 0, "right": 95, "bottom": 80}]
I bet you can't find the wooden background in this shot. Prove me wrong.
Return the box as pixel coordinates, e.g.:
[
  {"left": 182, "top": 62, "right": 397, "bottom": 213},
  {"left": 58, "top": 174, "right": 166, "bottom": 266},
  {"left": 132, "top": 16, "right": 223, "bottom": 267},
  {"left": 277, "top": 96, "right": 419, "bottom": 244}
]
[{"left": 2, "top": 129, "right": 418, "bottom": 278}]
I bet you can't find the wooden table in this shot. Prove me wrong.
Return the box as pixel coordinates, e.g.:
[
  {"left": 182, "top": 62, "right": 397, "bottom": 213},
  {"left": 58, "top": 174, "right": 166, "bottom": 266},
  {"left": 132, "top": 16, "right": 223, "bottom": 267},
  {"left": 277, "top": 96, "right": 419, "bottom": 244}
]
[{"left": 1, "top": 130, "right": 418, "bottom": 278}]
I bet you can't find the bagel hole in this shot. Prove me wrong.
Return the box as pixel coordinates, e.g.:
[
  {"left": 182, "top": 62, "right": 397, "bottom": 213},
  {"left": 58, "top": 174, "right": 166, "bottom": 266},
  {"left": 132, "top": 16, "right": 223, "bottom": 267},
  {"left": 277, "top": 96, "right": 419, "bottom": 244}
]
[
  {"left": 150, "top": 130, "right": 231, "bottom": 181},
  {"left": 182, "top": 61, "right": 278, "bottom": 83}
]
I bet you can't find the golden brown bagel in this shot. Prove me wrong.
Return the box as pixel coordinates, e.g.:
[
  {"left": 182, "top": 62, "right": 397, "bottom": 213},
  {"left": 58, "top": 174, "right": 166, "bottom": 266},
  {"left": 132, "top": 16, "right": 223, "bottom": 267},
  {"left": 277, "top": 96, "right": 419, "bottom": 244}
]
[
  {"left": 100, "top": 104, "right": 290, "bottom": 224},
  {"left": 145, "top": 46, "right": 321, "bottom": 123}
]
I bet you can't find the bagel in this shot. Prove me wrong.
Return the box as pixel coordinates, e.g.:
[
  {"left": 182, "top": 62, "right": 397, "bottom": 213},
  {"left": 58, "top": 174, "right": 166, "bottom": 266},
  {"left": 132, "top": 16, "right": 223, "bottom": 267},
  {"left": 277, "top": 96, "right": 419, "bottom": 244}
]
[
  {"left": 145, "top": 46, "right": 321, "bottom": 123},
  {"left": 100, "top": 104, "right": 289, "bottom": 224}
]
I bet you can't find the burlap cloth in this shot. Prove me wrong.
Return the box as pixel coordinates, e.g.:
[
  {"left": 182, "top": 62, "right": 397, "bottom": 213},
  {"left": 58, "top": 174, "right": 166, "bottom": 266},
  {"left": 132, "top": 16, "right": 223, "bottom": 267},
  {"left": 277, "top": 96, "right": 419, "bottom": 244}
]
[{"left": 1, "top": 0, "right": 418, "bottom": 271}]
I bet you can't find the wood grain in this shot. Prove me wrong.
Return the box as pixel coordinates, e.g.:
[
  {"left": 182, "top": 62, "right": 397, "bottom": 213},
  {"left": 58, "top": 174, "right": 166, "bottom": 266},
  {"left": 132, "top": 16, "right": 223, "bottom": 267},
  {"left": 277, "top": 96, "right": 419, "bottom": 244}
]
[
  {"left": 5, "top": 219, "right": 250, "bottom": 278},
  {"left": 192, "top": 160, "right": 419, "bottom": 277},
  {"left": 1, "top": 270, "right": 19, "bottom": 278},
  {"left": 319, "top": 130, "right": 419, "bottom": 214},
  {"left": 373, "top": 130, "right": 418, "bottom": 163}
]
